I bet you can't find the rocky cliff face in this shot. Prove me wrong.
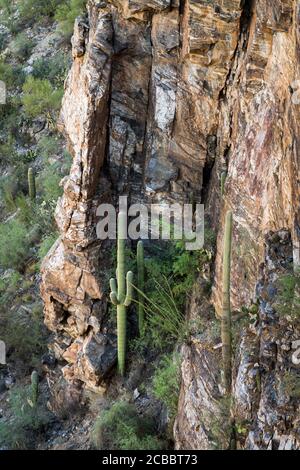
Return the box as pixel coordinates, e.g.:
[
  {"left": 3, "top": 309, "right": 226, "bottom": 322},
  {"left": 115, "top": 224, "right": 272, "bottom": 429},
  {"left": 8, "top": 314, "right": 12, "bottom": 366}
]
[{"left": 41, "top": 0, "right": 300, "bottom": 447}]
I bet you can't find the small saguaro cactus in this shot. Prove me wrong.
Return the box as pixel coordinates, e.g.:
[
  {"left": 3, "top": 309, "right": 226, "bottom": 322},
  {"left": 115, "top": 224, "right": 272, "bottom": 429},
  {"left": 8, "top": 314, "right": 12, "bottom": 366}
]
[
  {"left": 220, "top": 171, "right": 227, "bottom": 197},
  {"left": 221, "top": 210, "right": 233, "bottom": 394},
  {"left": 30, "top": 370, "right": 39, "bottom": 407},
  {"left": 110, "top": 211, "right": 133, "bottom": 376},
  {"left": 137, "top": 240, "right": 145, "bottom": 335},
  {"left": 28, "top": 167, "right": 36, "bottom": 200}
]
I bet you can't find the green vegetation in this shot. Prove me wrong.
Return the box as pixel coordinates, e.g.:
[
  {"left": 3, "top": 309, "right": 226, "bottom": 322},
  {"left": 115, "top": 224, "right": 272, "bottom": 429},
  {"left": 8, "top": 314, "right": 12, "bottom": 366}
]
[
  {"left": 110, "top": 212, "right": 134, "bottom": 376},
  {"left": 22, "top": 77, "right": 63, "bottom": 123},
  {"left": 137, "top": 240, "right": 145, "bottom": 335},
  {"left": 92, "top": 401, "right": 163, "bottom": 450},
  {"left": 32, "top": 52, "right": 72, "bottom": 87},
  {"left": 16, "top": 0, "right": 63, "bottom": 24},
  {"left": 207, "top": 396, "right": 233, "bottom": 450},
  {"left": 0, "top": 304, "right": 47, "bottom": 370},
  {"left": 38, "top": 233, "right": 58, "bottom": 263},
  {"left": 28, "top": 168, "right": 36, "bottom": 200},
  {"left": 0, "top": 220, "right": 30, "bottom": 270},
  {"left": 275, "top": 270, "right": 300, "bottom": 320},
  {"left": 0, "top": 0, "right": 86, "bottom": 36},
  {"left": 282, "top": 370, "right": 300, "bottom": 398},
  {"left": 152, "top": 354, "right": 181, "bottom": 422},
  {"left": 0, "top": 384, "right": 52, "bottom": 449},
  {"left": 131, "top": 234, "right": 214, "bottom": 353},
  {"left": 55, "top": 0, "right": 87, "bottom": 38},
  {"left": 30, "top": 371, "right": 39, "bottom": 407},
  {"left": 10, "top": 33, "right": 35, "bottom": 60},
  {"left": 135, "top": 274, "right": 188, "bottom": 349}
]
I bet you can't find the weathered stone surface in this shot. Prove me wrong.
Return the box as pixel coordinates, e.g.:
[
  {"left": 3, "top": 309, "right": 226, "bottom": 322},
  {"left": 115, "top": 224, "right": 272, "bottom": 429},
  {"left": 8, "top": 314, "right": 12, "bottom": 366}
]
[
  {"left": 41, "top": 2, "right": 114, "bottom": 388},
  {"left": 62, "top": 332, "right": 117, "bottom": 390},
  {"left": 176, "top": 231, "right": 300, "bottom": 450},
  {"left": 212, "top": 0, "right": 300, "bottom": 314}
]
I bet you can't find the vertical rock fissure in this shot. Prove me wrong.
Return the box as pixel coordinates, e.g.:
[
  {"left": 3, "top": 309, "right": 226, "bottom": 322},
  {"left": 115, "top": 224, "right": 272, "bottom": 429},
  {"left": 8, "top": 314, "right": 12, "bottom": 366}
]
[
  {"left": 217, "top": 0, "right": 254, "bottom": 174},
  {"left": 103, "top": 14, "right": 115, "bottom": 190},
  {"left": 140, "top": 17, "right": 154, "bottom": 190}
]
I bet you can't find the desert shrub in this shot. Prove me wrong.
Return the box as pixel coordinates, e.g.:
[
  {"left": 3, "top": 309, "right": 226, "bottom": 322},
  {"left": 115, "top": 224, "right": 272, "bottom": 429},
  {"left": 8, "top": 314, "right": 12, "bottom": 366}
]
[
  {"left": 131, "top": 234, "right": 214, "bottom": 350},
  {"left": 0, "top": 219, "right": 30, "bottom": 270},
  {"left": 172, "top": 240, "right": 213, "bottom": 308},
  {"left": 55, "top": 0, "right": 87, "bottom": 38},
  {"left": 38, "top": 232, "right": 58, "bottom": 262},
  {"left": 0, "top": 60, "right": 14, "bottom": 87},
  {"left": 152, "top": 354, "right": 180, "bottom": 421},
  {"left": 282, "top": 370, "right": 300, "bottom": 398},
  {"left": 32, "top": 52, "right": 71, "bottom": 86},
  {"left": 39, "top": 165, "right": 63, "bottom": 202},
  {"left": 22, "top": 76, "right": 63, "bottom": 121},
  {"left": 15, "top": 0, "right": 64, "bottom": 25},
  {"left": 135, "top": 275, "right": 188, "bottom": 349},
  {"left": 0, "top": 99, "right": 23, "bottom": 141},
  {"left": 92, "top": 401, "right": 162, "bottom": 450},
  {"left": 0, "top": 60, "right": 25, "bottom": 89},
  {"left": 0, "top": 384, "right": 51, "bottom": 449},
  {"left": 207, "top": 396, "right": 233, "bottom": 450},
  {"left": 10, "top": 33, "right": 35, "bottom": 60},
  {"left": 275, "top": 271, "right": 300, "bottom": 320},
  {"left": 36, "top": 135, "right": 61, "bottom": 160},
  {"left": 0, "top": 135, "right": 18, "bottom": 167},
  {"left": 0, "top": 270, "right": 22, "bottom": 306},
  {"left": 1, "top": 307, "right": 48, "bottom": 369},
  {"left": 0, "top": 1, "right": 20, "bottom": 34}
]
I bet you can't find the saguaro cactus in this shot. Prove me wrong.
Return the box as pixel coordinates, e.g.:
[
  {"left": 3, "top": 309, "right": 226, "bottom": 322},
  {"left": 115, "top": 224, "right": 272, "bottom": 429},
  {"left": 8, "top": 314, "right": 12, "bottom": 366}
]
[
  {"left": 221, "top": 210, "right": 233, "bottom": 394},
  {"left": 28, "top": 167, "right": 36, "bottom": 200},
  {"left": 31, "top": 370, "right": 39, "bottom": 407},
  {"left": 110, "top": 211, "right": 133, "bottom": 376},
  {"left": 137, "top": 240, "right": 145, "bottom": 335}
]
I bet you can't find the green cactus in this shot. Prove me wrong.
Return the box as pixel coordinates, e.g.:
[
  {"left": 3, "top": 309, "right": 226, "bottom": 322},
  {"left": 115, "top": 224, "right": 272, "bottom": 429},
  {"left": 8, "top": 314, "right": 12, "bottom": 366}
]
[
  {"left": 221, "top": 210, "right": 233, "bottom": 394},
  {"left": 221, "top": 171, "right": 227, "bottom": 197},
  {"left": 28, "top": 167, "right": 36, "bottom": 200},
  {"left": 30, "top": 370, "right": 39, "bottom": 407},
  {"left": 137, "top": 240, "right": 145, "bottom": 336},
  {"left": 110, "top": 211, "right": 133, "bottom": 376}
]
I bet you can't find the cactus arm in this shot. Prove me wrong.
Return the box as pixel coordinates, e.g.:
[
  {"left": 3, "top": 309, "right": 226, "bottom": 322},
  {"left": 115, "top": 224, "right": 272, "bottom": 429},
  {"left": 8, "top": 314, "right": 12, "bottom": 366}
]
[
  {"left": 117, "top": 211, "right": 127, "bottom": 304},
  {"left": 124, "top": 271, "right": 133, "bottom": 307},
  {"left": 221, "top": 210, "right": 233, "bottom": 394},
  {"left": 110, "top": 278, "right": 119, "bottom": 305},
  {"left": 137, "top": 240, "right": 145, "bottom": 335},
  {"left": 31, "top": 370, "right": 39, "bottom": 407},
  {"left": 28, "top": 168, "right": 36, "bottom": 200},
  {"left": 117, "top": 304, "right": 126, "bottom": 375},
  {"left": 110, "top": 292, "right": 119, "bottom": 305}
]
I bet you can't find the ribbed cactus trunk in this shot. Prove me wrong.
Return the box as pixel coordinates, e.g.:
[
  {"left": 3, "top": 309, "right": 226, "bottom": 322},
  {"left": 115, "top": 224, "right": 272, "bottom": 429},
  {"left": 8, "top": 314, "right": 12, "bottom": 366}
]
[
  {"left": 110, "top": 211, "right": 133, "bottom": 376},
  {"left": 31, "top": 370, "right": 39, "bottom": 407},
  {"left": 137, "top": 240, "right": 145, "bottom": 335},
  {"left": 221, "top": 211, "right": 233, "bottom": 394},
  {"left": 28, "top": 167, "right": 36, "bottom": 200}
]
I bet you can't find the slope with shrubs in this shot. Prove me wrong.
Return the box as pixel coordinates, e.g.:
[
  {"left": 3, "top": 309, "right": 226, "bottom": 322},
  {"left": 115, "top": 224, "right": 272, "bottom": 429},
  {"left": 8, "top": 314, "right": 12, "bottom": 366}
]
[{"left": 0, "top": 0, "right": 80, "bottom": 450}]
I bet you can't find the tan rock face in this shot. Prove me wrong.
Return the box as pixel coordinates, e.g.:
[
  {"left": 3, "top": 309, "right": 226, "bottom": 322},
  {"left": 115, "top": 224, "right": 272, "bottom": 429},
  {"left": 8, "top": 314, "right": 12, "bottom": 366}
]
[
  {"left": 212, "top": 0, "right": 300, "bottom": 314},
  {"left": 175, "top": 231, "right": 300, "bottom": 450},
  {"left": 41, "top": 0, "right": 300, "bottom": 430}
]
